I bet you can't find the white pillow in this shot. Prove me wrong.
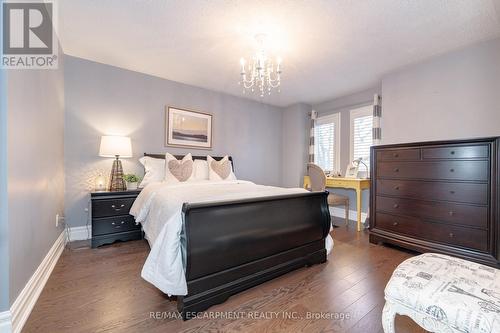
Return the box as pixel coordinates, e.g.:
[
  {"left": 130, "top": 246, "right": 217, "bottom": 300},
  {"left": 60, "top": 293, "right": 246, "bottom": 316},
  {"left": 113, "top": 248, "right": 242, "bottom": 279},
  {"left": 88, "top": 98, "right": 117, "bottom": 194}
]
[
  {"left": 139, "top": 156, "right": 165, "bottom": 188},
  {"left": 193, "top": 160, "right": 209, "bottom": 180},
  {"left": 207, "top": 155, "right": 236, "bottom": 181},
  {"left": 164, "top": 153, "right": 194, "bottom": 184}
]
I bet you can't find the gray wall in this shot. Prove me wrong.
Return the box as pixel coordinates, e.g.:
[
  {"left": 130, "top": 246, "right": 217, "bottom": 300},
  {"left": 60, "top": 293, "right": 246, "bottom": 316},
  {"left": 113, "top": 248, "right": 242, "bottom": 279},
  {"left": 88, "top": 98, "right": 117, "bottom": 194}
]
[
  {"left": 0, "top": 67, "right": 8, "bottom": 312},
  {"left": 281, "top": 103, "right": 310, "bottom": 187},
  {"left": 307, "top": 37, "right": 500, "bottom": 214},
  {"left": 6, "top": 54, "right": 65, "bottom": 304},
  {"left": 310, "top": 87, "right": 380, "bottom": 214},
  {"left": 64, "top": 55, "right": 284, "bottom": 228},
  {"left": 381, "top": 37, "right": 500, "bottom": 144}
]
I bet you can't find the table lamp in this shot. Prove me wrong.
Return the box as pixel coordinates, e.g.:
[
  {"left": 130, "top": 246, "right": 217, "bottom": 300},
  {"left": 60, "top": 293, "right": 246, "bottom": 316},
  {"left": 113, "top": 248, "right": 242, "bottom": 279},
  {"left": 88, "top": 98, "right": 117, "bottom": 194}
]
[
  {"left": 99, "top": 135, "right": 132, "bottom": 191},
  {"left": 353, "top": 157, "right": 369, "bottom": 178}
]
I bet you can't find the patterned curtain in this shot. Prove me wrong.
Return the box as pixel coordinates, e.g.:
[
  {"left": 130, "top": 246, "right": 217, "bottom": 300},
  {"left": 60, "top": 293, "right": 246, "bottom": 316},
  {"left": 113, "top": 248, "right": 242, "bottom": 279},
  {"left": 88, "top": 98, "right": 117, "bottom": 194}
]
[
  {"left": 308, "top": 110, "right": 318, "bottom": 163},
  {"left": 373, "top": 94, "right": 382, "bottom": 145}
]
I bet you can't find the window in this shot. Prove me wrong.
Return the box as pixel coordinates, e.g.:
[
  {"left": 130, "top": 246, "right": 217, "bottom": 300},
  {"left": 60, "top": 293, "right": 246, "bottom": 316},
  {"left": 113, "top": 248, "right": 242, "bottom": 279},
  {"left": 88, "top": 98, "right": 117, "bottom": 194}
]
[
  {"left": 350, "top": 105, "right": 373, "bottom": 171},
  {"left": 314, "top": 113, "right": 340, "bottom": 172}
]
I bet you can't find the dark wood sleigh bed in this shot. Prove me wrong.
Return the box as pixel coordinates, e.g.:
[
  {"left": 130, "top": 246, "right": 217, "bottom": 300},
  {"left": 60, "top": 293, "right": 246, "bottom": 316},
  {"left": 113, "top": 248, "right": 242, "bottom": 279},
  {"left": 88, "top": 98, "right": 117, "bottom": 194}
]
[{"left": 144, "top": 154, "right": 332, "bottom": 319}]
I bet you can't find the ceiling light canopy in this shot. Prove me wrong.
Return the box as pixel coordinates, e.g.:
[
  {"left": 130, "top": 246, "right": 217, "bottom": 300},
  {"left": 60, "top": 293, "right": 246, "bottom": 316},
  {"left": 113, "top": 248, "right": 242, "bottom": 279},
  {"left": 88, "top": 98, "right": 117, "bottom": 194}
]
[{"left": 239, "top": 33, "right": 282, "bottom": 97}]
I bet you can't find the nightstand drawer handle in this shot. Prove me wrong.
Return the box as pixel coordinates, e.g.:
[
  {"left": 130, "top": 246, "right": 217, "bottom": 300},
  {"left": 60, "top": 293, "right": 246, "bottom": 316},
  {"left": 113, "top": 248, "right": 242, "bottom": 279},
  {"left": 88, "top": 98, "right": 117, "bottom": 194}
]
[
  {"left": 393, "top": 168, "right": 399, "bottom": 172},
  {"left": 111, "top": 221, "right": 126, "bottom": 228},
  {"left": 393, "top": 153, "right": 399, "bottom": 158},
  {"left": 392, "top": 222, "right": 399, "bottom": 226},
  {"left": 393, "top": 204, "right": 399, "bottom": 208},
  {"left": 111, "top": 204, "right": 125, "bottom": 211}
]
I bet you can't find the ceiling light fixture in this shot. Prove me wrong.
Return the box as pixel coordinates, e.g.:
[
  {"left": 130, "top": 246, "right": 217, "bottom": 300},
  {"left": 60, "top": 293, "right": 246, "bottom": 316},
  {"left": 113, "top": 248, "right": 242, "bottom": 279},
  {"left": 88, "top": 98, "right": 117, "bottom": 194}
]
[{"left": 239, "top": 33, "right": 282, "bottom": 97}]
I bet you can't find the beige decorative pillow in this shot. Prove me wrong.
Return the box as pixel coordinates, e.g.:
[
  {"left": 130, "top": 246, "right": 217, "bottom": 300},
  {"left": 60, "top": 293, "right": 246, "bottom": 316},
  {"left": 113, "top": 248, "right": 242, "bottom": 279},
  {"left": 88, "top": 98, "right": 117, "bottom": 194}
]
[
  {"left": 164, "top": 153, "right": 194, "bottom": 183},
  {"left": 210, "top": 159, "right": 231, "bottom": 179},
  {"left": 168, "top": 159, "right": 193, "bottom": 182},
  {"left": 207, "top": 155, "right": 237, "bottom": 181}
]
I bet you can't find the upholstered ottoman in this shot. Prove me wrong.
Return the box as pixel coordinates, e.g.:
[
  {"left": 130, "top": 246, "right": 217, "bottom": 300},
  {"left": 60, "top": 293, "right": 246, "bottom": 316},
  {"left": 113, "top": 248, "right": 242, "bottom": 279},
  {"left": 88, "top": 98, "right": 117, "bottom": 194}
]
[{"left": 383, "top": 253, "right": 500, "bottom": 333}]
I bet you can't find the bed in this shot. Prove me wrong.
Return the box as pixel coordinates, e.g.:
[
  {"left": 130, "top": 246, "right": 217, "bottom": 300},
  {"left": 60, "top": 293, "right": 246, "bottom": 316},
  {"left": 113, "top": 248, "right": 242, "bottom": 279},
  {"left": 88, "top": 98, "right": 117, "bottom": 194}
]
[{"left": 131, "top": 154, "right": 332, "bottom": 319}]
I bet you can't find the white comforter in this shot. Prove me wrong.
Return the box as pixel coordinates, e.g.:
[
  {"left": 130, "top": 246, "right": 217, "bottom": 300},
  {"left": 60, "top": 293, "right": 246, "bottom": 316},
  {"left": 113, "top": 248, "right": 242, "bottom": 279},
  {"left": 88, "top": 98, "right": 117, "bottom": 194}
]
[{"left": 130, "top": 180, "right": 334, "bottom": 296}]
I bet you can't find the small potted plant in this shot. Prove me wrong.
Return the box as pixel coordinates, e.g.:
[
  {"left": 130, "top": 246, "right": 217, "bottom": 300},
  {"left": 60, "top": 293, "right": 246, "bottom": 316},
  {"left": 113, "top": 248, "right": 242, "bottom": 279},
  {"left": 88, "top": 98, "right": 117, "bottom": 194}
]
[{"left": 124, "top": 174, "right": 140, "bottom": 190}]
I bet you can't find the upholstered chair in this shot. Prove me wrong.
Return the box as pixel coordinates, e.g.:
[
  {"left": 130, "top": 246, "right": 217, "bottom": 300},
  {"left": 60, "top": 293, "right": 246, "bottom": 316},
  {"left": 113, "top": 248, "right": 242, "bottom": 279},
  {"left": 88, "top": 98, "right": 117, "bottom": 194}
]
[{"left": 307, "top": 163, "right": 350, "bottom": 226}]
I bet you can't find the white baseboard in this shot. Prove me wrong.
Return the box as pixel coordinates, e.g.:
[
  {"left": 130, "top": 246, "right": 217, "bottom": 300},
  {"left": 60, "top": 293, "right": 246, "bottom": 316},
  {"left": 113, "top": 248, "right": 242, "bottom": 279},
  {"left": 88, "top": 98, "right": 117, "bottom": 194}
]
[
  {"left": 0, "top": 311, "right": 11, "bottom": 333},
  {"left": 10, "top": 231, "right": 66, "bottom": 333},
  {"left": 68, "top": 225, "right": 91, "bottom": 241},
  {"left": 329, "top": 207, "right": 368, "bottom": 225}
]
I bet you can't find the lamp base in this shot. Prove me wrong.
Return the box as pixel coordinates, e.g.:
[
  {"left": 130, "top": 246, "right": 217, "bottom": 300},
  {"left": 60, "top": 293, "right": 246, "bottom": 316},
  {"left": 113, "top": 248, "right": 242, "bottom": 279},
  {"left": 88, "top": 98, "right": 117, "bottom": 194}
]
[{"left": 109, "top": 157, "right": 126, "bottom": 191}]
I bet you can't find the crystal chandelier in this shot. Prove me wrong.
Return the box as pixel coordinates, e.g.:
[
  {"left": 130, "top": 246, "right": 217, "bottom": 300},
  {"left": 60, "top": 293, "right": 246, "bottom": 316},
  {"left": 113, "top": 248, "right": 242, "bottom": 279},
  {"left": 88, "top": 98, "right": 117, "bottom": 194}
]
[{"left": 239, "top": 33, "right": 282, "bottom": 97}]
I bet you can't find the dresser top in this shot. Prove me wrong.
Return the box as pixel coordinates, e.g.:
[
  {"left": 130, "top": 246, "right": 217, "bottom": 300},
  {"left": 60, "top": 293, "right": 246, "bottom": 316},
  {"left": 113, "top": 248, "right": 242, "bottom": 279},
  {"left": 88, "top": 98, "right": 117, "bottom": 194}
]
[{"left": 373, "top": 136, "right": 499, "bottom": 150}]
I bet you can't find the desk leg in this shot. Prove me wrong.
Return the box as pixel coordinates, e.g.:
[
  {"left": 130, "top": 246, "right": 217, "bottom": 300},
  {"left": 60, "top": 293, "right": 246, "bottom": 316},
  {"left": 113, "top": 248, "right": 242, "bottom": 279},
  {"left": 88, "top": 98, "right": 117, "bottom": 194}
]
[{"left": 356, "top": 187, "right": 362, "bottom": 232}]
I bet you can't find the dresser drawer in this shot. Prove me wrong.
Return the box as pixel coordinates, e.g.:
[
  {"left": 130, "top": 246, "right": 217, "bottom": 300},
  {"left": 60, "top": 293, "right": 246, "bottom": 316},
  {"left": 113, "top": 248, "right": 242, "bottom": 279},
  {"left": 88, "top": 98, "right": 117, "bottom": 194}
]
[
  {"left": 376, "top": 180, "right": 488, "bottom": 205},
  {"left": 92, "top": 198, "right": 135, "bottom": 218},
  {"left": 377, "top": 161, "right": 489, "bottom": 181},
  {"left": 422, "top": 145, "right": 489, "bottom": 160},
  {"left": 376, "top": 149, "right": 420, "bottom": 161},
  {"left": 375, "top": 212, "right": 421, "bottom": 236},
  {"left": 376, "top": 196, "right": 488, "bottom": 229},
  {"left": 423, "top": 223, "right": 488, "bottom": 252},
  {"left": 92, "top": 215, "right": 140, "bottom": 236},
  {"left": 375, "top": 212, "right": 487, "bottom": 252}
]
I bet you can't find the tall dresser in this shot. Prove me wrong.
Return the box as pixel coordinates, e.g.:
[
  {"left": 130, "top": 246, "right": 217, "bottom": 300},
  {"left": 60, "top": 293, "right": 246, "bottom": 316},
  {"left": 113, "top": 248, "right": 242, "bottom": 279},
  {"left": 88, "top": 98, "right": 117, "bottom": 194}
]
[{"left": 370, "top": 137, "right": 499, "bottom": 267}]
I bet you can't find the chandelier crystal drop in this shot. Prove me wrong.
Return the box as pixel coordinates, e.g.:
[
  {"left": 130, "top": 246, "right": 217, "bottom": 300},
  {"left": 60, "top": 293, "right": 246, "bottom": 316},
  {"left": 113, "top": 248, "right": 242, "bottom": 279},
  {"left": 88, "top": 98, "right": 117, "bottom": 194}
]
[{"left": 239, "top": 33, "right": 282, "bottom": 97}]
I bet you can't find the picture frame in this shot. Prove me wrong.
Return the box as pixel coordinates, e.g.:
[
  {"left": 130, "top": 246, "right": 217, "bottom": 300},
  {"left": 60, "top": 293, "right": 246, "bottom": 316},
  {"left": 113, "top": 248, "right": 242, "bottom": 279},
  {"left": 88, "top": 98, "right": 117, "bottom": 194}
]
[{"left": 165, "top": 106, "right": 213, "bottom": 149}]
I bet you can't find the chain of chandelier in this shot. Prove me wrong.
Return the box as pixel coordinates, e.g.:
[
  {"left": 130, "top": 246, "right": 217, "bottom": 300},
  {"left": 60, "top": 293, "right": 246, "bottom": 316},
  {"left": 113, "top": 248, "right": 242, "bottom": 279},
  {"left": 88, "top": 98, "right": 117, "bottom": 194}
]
[{"left": 239, "top": 33, "right": 282, "bottom": 97}]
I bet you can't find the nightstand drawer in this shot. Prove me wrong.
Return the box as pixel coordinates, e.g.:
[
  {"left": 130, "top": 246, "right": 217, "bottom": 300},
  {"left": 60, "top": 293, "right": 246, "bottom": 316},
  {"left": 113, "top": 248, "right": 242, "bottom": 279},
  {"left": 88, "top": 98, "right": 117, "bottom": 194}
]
[
  {"left": 92, "top": 215, "right": 140, "bottom": 236},
  {"left": 92, "top": 198, "right": 135, "bottom": 218}
]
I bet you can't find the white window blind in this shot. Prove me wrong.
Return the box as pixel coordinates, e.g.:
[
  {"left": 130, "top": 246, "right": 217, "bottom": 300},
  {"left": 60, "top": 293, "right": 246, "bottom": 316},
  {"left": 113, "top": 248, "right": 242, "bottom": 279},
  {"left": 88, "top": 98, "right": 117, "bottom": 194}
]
[
  {"left": 350, "top": 106, "right": 373, "bottom": 170},
  {"left": 314, "top": 114, "right": 340, "bottom": 172}
]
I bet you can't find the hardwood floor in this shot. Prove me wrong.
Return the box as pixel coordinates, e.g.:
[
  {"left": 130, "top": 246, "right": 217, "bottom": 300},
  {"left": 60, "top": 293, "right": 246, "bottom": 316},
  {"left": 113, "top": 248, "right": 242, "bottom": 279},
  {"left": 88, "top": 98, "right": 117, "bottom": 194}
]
[{"left": 23, "top": 220, "right": 427, "bottom": 333}]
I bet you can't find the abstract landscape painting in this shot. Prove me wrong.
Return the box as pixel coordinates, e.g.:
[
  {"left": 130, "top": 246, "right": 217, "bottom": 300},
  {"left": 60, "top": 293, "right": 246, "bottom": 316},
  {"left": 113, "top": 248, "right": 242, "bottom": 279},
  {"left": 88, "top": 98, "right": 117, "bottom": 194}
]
[{"left": 166, "top": 107, "right": 212, "bottom": 149}]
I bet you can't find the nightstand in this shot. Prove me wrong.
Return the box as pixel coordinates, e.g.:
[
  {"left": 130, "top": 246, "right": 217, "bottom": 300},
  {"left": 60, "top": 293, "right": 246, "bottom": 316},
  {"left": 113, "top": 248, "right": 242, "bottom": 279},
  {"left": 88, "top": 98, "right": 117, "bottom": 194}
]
[{"left": 91, "top": 190, "right": 142, "bottom": 248}]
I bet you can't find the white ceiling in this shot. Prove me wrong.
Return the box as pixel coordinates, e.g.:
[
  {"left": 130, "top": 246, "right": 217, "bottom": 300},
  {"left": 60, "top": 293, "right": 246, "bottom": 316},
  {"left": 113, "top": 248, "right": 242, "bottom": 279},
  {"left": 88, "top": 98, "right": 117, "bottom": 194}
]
[{"left": 59, "top": 0, "right": 500, "bottom": 107}]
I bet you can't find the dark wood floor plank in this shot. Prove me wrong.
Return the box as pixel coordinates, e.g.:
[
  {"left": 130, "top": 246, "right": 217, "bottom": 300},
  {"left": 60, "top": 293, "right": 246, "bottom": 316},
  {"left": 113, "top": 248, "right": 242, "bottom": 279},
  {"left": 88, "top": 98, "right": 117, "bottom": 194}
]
[{"left": 23, "top": 219, "right": 426, "bottom": 333}]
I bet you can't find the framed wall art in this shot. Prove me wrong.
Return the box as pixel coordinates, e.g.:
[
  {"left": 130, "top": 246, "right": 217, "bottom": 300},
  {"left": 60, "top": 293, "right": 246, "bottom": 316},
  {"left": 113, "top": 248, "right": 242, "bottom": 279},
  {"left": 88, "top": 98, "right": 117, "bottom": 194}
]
[{"left": 165, "top": 106, "right": 213, "bottom": 149}]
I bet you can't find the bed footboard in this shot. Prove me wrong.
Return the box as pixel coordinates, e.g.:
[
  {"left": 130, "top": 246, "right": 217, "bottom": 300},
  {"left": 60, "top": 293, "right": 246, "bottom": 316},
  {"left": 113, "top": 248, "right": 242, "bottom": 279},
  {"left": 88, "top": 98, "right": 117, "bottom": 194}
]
[{"left": 178, "top": 191, "right": 331, "bottom": 319}]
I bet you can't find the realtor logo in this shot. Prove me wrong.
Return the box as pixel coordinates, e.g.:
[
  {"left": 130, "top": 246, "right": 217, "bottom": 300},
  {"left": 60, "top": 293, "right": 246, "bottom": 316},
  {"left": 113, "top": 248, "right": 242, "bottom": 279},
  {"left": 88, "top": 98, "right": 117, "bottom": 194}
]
[{"left": 2, "top": 1, "right": 58, "bottom": 69}]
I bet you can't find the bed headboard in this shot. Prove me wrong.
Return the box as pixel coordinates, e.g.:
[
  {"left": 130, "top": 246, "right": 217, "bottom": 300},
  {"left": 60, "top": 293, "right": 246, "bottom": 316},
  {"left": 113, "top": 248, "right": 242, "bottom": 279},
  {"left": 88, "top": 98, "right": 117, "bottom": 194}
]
[{"left": 143, "top": 153, "right": 234, "bottom": 171}]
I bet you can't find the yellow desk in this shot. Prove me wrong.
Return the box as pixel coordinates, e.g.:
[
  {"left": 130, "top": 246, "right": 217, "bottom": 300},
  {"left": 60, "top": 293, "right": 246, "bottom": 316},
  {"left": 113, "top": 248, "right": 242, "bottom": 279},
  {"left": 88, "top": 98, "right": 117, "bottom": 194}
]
[{"left": 303, "top": 176, "right": 371, "bottom": 232}]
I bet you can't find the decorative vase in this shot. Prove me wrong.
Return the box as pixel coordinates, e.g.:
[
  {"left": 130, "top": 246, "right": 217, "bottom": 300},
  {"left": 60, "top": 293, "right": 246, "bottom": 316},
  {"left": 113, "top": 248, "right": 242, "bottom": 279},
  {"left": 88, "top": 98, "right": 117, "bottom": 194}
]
[{"left": 126, "top": 182, "right": 138, "bottom": 190}]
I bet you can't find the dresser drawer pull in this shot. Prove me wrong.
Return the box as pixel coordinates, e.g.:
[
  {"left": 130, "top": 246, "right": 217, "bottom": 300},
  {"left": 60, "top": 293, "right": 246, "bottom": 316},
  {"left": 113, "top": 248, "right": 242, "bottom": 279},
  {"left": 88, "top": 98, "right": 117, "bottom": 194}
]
[
  {"left": 393, "top": 168, "right": 399, "bottom": 172},
  {"left": 449, "top": 190, "right": 455, "bottom": 194},
  {"left": 449, "top": 233, "right": 454, "bottom": 238},
  {"left": 394, "top": 186, "right": 400, "bottom": 190},
  {"left": 111, "top": 204, "right": 126, "bottom": 211},
  {"left": 450, "top": 150, "right": 455, "bottom": 155},
  {"left": 393, "top": 153, "right": 399, "bottom": 158},
  {"left": 450, "top": 168, "right": 455, "bottom": 172},
  {"left": 448, "top": 211, "right": 454, "bottom": 216},
  {"left": 393, "top": 204, "right": 399, "bottom": 208},
  {"left": 392, "top": 222, "right": 399, "bottom": 226}
]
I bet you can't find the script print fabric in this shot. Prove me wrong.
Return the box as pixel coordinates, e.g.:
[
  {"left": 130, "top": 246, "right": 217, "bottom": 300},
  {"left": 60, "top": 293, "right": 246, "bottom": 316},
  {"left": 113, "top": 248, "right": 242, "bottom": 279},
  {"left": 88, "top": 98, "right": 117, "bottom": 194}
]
[{"left": 384, "top": 253, "right": 500, "bottom": 333}]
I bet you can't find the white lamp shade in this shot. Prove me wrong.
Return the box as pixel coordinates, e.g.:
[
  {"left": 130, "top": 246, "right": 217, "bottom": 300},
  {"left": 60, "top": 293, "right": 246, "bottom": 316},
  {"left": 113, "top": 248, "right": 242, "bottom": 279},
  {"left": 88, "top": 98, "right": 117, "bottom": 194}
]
[{"left": 99, "top": 136, "right": 132, "bottom": 158}]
